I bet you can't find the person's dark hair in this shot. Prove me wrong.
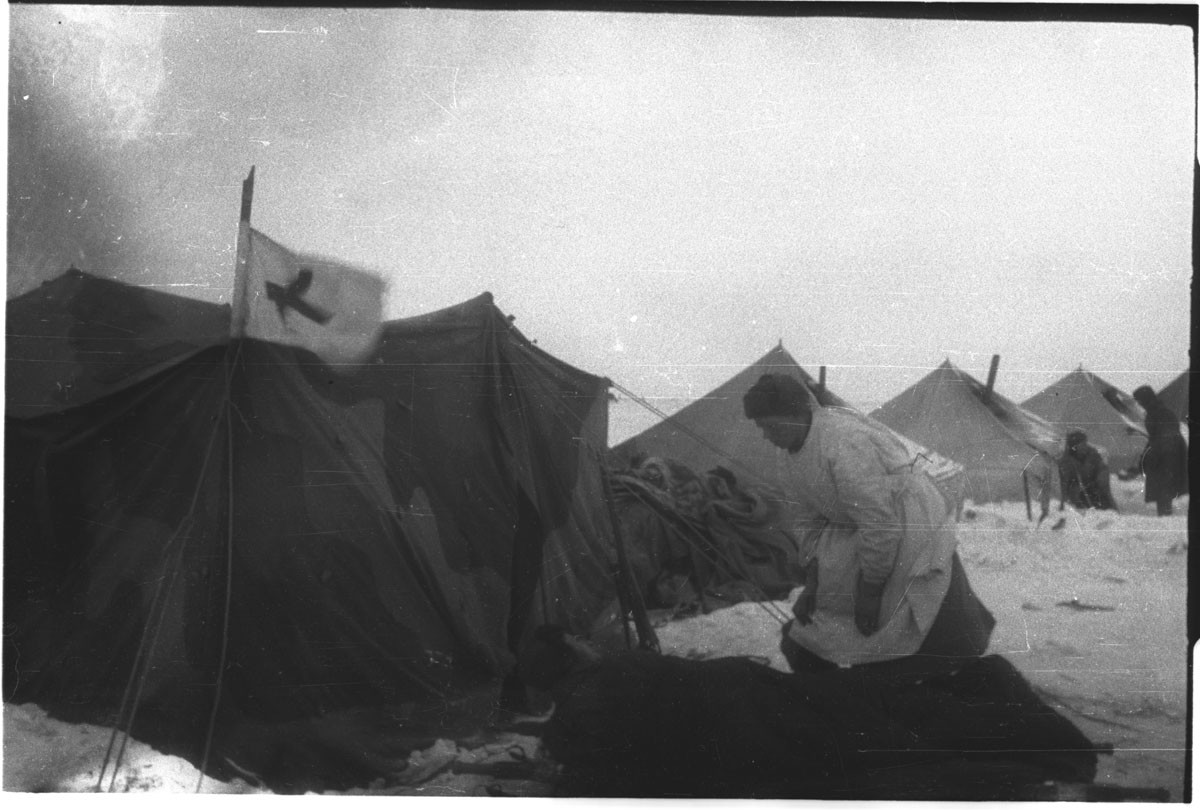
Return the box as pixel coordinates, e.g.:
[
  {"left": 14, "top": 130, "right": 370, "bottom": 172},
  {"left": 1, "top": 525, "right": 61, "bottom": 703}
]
[
  {"left": 743, "top": 374, "right": 813, "bottom": 419},
  {"left": 1066, "top": 429, "right": 1087, "bottom": 448},
  {"left": 1132, "top": 385, "right": 1156, "bottom": 407}
]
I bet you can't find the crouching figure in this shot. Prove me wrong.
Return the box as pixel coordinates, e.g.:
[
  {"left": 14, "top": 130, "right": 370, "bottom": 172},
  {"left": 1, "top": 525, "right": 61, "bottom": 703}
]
[
  {"left": 1058, "top": 429, "right": 1118, "bottom": 512},
  {"left": 742, "top": 373, "right": 995, "bottom": 681}
]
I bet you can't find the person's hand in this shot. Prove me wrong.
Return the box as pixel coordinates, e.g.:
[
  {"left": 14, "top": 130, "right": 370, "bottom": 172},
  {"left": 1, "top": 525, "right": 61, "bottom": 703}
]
[
  {"left": 792, "top": 590, "right": 816, "bottom": 625},
  {"left": 854, "top": 575, "right": 885, "bottom": 636},
  {"left": 792, "top": 559, "right": 819, "bottom": 625}
]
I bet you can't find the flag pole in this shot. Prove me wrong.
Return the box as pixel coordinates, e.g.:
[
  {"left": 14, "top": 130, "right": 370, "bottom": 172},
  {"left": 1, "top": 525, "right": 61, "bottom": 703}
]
[
  {"left": 231, "top": 166, "right": 256, "bottom": 338},
  {"left": 198, "top": 166, "right": 254, "bottom": 788}
]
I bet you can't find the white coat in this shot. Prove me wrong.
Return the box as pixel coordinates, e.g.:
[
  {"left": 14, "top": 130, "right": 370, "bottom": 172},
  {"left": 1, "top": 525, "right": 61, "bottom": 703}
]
[{"left": 779, "top": 407, "right": 957, "bottom": 666}]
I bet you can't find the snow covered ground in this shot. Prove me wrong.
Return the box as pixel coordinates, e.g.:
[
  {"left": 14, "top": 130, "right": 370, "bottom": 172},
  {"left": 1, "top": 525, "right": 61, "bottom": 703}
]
[
  {"left": 3, "top": 480, "right": 1190, "bottom": 800},
  {"left": 656, "top": 480, "right": 1191, "bottom": 801}
]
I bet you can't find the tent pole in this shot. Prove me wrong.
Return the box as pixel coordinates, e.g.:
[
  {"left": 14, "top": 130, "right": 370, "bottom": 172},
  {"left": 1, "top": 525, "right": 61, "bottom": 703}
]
[
  {"left": 196, "top": 168, "right": 254, "bottom": 790},
  {"left": 593, "top": 445, "right": 660, "bottom": 653},
  {"left": 230, "top": 166, "right": 256, "bottom": 338},
  {"left": 983, "top": 354, "right": 1001, "bottom": 403},
  {"left": 818, "top": 366, "right": 826, "bottom": 397},
  {"left": 1022, "top": 470, "right": 1032, "bottom": 522}
]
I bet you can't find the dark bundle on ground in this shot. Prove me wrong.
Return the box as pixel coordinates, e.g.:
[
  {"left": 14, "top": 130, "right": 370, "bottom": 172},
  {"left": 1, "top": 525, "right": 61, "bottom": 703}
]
[
  {"left": 609, "top": 457, "right": 803, "bottom": 611},
  {"left": 519, "top": 626, "right": 1106, "bottom": 800}
]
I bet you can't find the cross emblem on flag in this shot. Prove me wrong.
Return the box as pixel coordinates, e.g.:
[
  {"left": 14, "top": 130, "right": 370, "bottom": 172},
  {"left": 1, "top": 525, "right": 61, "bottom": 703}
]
[
  {"left": 265, "top": 268, "right": 333, "bottom": 326},
  {"left": 233, "top": 227, "right": 385, "bottom": 366}
]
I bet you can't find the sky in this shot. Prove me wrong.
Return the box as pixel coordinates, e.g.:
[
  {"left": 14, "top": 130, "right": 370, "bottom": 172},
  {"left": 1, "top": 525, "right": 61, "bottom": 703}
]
[{"left": 7, "top": 5, "right": 1195, "bottom": 443}]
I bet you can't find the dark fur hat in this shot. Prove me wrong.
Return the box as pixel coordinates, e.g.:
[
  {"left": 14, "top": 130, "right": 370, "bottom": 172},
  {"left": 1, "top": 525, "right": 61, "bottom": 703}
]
[{"left": 743, "top": 373, "right": 813, "bottom": 419}]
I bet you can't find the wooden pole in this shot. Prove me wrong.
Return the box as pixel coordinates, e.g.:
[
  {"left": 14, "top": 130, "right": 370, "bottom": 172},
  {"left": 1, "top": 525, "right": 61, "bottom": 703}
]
[
  {"left": 230, "top": 167, "right": 256, "bottom": 338},
  {"left": 984, "top": 354, "right": 1001, "bottom": 403},
  {"left": 594, "top": 446, "right": 659, "bottom": 653},
  {"left": 240, "top": 166, "right": 255, "bottom": 223},
  {"left": 818, "top": 366, "right": 826, "bottom": 397},
  {"left": 1022, "top": 470, "right": 1032, "bottom": 521},
  {"left": 200, "top": 166, "right": 255, "bottom": 788}
]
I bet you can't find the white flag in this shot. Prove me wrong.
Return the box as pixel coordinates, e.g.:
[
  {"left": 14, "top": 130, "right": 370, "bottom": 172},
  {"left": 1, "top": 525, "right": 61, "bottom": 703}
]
[{"left": 233, "top": 228, "right": 385, "bottom": 366}]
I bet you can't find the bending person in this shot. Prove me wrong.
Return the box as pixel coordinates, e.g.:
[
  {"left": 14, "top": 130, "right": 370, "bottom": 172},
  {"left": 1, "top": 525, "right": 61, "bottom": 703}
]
[
  {"left": 1058, "top": 430, "right": 1118, "bottom": 512},
  {"left": 743, "top": 373, "right": 995, "bottom": 681}
]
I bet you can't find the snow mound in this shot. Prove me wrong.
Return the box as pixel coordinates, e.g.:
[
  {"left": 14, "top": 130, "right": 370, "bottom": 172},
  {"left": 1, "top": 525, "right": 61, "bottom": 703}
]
[{"left": 3, "top": 703, "right": 263, "bottom": 793}]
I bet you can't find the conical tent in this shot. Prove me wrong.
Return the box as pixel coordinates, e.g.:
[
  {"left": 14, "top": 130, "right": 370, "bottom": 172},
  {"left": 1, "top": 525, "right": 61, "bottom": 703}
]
[
  {"left": 612, "top": 344, "right": 829, "bottom": 497},
  {"left": 611, "top": 344, "right": 961, "bottom": 503},
  {"left": 1021, "top": 367, "right": 1147, "bottom": 472},
  {"left": 4, "top": 270, "right": 616, "bottom": 788},
  {"left": 1156, "top": 370, "right": 1190, "bottom": 424},
  {"left": 869, "top": 360, "right": 1063, "bottom": 503}
]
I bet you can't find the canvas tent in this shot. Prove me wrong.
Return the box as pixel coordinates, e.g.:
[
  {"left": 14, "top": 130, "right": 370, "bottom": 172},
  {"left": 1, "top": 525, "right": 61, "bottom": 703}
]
[
  {"left": 1156, "top": 370, "right": 1190, "bottom": 424},
  {"left": 612, "top": 344, "right": 963, "bottom": 508},
  {"left": 4, "top": 269, "right": 617, "bottom": 789},
  {"left": 1021, "top": 367, "right": 1147, "bottom": 472},
  {"left": 613, "top": 344, "right": 825, "bottom": 497},
  {"left": 870, "top": 359, "right": 1063, "bottom": 504}
]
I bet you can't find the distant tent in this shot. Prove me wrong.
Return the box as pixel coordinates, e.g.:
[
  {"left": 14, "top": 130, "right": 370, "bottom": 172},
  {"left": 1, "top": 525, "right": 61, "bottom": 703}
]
[
  {"left": 1156, "top": 370, "right": 1190, "bottom": 424},
  {"left": 869, "top": 359, "right": 1063, "bottom": 504},
  {"left": 1020, "top": 367, "right": 1147, "bottom": 472},
  {"left": 4, "top": 269, "right": 616, "bottom": 789},
  {"left": 611, "top": 344, "right": 963, "bottom": 506}
]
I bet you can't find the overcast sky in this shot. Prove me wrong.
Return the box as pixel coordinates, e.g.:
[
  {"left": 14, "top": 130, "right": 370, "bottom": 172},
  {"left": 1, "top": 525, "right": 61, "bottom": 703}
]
[{"left": 8, "top": 5, "right": 1194, "bottom": 442}]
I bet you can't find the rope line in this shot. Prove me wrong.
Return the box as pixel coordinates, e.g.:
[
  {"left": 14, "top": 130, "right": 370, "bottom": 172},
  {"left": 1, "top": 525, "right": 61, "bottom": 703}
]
[
  {"left": 107, "top": 533, "right": 189, "bottom": 792},
  {"left": 96, "top": 522, "right": 186, "bottom": 791},
  {"left": 195, "top": 337, "right": 246, "bottom": 792},
  {"left": 97, "top": 366, "right": 233, "bottom": 791}
]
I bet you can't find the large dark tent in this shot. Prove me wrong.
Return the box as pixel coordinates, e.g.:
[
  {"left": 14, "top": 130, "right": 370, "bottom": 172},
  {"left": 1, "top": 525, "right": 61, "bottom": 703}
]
[
  {"left": 1020, "top": 367, "right": 1147, "bottom": 472},
  {"left": 870, "top": 359, "right": 1063, "bottom": 504},
  {"left": 4, "top": 269, "right": 617, "bottom": 789}
]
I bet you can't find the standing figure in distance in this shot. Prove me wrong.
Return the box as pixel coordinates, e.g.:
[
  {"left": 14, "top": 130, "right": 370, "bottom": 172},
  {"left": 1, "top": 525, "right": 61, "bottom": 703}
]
[
  {"left": 1132, "top": 385, "right": 1188, "bottom": 516},
  {"left": 1058, "top": 430, "right": 1118, "bottom": 512},
  {"left": 743, "top": 374, "right": 995, "bottom": 682}
]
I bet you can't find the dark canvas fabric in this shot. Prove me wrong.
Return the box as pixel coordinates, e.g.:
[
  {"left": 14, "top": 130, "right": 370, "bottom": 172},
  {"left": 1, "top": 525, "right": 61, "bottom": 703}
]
[
  {"left": 528, "top": 643, "right": 1101, "bottom": 799},
  {"left": 5, "top": 268, "right": 232, "bottom": 419},
  {"left": 4, "top": 273, "right": 615, "bottom": 787}
]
